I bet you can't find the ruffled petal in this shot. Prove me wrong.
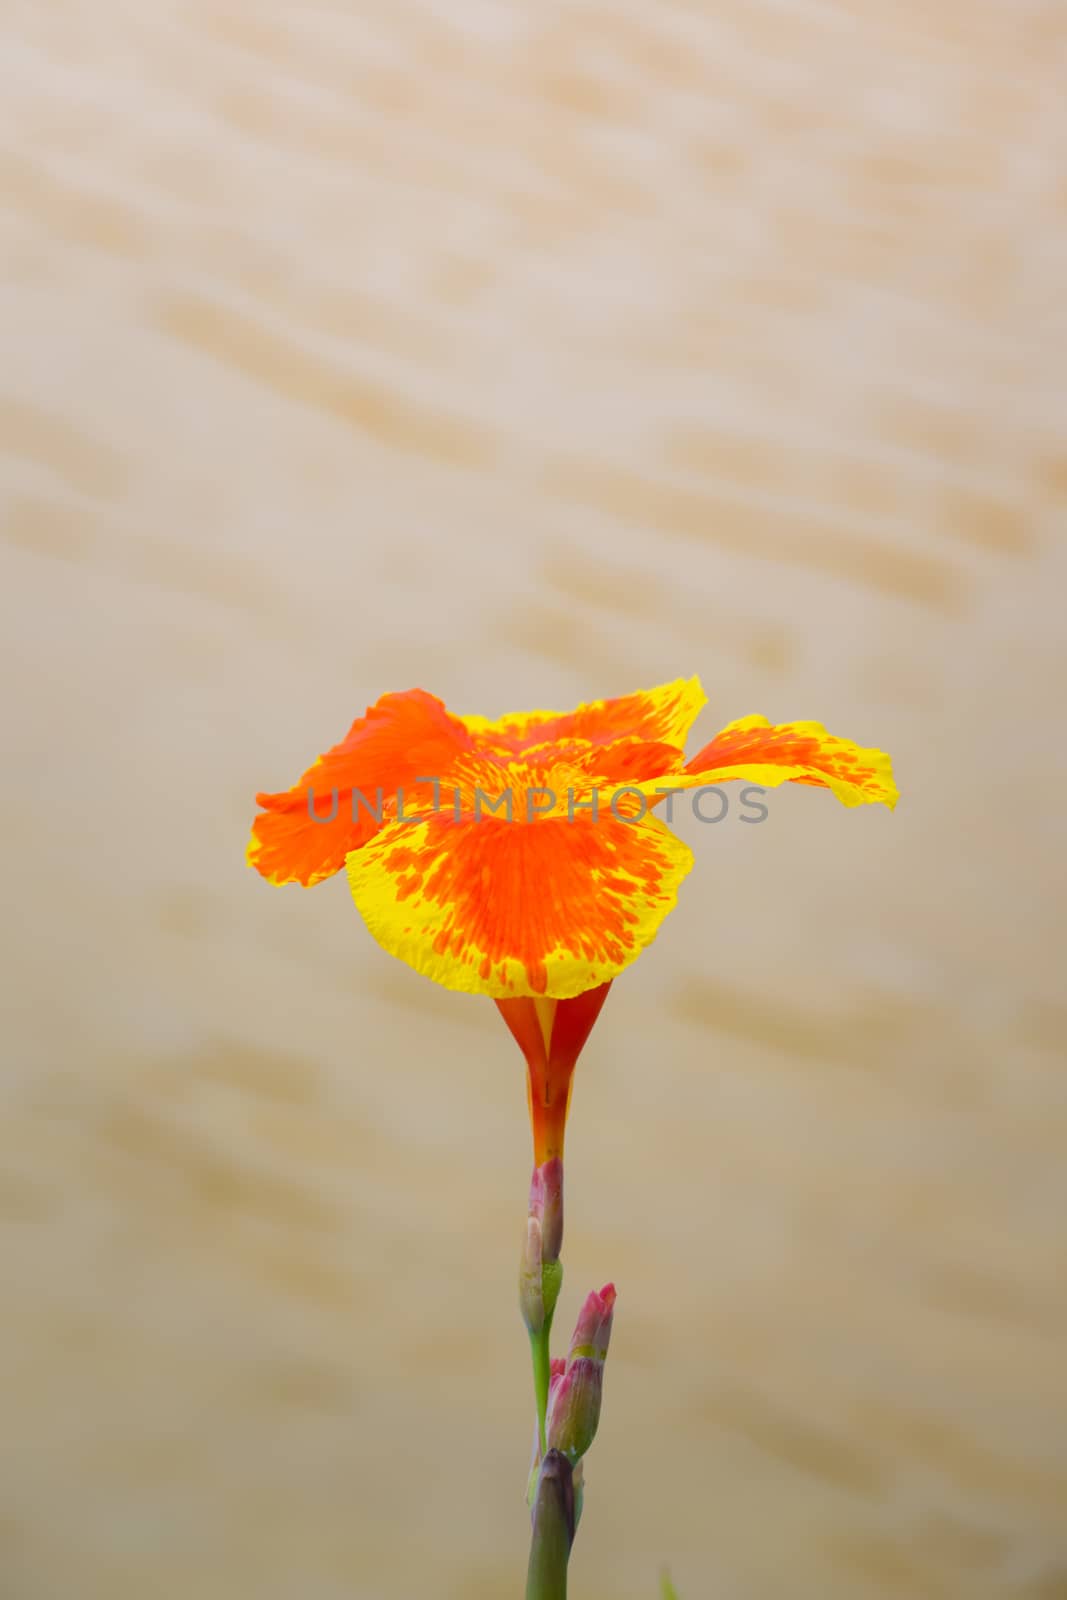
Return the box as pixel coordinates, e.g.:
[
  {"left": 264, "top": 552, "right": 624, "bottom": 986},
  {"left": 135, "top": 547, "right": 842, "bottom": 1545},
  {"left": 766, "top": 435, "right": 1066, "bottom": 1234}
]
[
  {"left": 247, "top": 689, "right": 475, "bottom": 886},
  {"left": 345, "top": 809, "right": 694, "bottom": 997},
  {"left": 640, "top": 715, "right": 898, "bottom": 809},
  {"left": 461, "top": 676, "right": 707, "bottom": 755}
]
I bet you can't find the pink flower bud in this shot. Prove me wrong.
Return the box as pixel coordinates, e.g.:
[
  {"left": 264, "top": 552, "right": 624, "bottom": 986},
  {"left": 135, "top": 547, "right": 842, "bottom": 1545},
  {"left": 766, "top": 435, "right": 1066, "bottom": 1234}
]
[
  {"left": 568, "top": 1283, "right": 616, "bottom": 1359},
  {"left": 546, "top": 1284, "right": 616, "bottom": 1465},
  {"left": 530, "top": 1158, "right": 564, "bottom": 1263},
  {"left": 519, "top": 1161, "right": 566, "bottom": 1337}
]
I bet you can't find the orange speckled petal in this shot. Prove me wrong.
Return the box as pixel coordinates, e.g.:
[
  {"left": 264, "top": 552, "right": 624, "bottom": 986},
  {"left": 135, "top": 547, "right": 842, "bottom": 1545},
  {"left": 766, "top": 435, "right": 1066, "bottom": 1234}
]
[
  {"left": 346, "top": 810, "right": 694, "bottom": 998},
  {"left": 247, "top": 689, "right": 475, "bottom": 887},
  {"left": 461, "top": 676, "right": 707, "bottom": 754},
  {"left": 648, "top": 715, "right": 897, "bottom": 808},
  {"left": 474, "top": 735, "right": 689, "bottom": 789}
]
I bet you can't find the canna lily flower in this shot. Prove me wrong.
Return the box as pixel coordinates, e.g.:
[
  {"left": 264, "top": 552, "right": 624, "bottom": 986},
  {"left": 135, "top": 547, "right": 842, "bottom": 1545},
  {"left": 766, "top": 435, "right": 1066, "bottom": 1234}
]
[{"left": 249, "top": 677, "right": 896, "bottom": 1151}]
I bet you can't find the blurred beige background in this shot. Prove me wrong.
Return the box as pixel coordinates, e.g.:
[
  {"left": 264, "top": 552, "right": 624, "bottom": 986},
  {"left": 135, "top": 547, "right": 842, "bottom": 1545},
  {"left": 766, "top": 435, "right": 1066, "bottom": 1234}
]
[{"left": 3, "top": 3, "right": 1066, "bottom": 1598}]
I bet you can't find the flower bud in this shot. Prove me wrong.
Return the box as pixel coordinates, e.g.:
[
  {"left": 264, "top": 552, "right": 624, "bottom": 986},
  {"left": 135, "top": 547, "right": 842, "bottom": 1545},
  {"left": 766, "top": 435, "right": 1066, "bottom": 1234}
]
[
  {"left": 546, "top": 1283, "right": 616, "bottom": 1465},
  {"left": 518, "top": 1160, "right": 565, "bottom": 1336},
  {"left": 568, "top": 1281, "right": 616, "bottom": 1358},
  {"left": 546, "top": 1359, "right": 601, "bottom": 1466}
]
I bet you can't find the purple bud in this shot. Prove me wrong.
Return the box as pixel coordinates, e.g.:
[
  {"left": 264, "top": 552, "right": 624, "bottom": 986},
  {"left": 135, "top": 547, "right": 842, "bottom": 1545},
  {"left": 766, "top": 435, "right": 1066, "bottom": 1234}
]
[{"left": 526, "top": 1450, "right": 574, "bottom": 1596}]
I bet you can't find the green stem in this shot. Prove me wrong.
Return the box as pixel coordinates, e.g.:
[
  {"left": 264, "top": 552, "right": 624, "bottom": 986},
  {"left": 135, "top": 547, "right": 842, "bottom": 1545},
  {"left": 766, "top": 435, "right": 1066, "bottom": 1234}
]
[{"left": 529, "top": 1257, "right": 563, "bottom": 1457}]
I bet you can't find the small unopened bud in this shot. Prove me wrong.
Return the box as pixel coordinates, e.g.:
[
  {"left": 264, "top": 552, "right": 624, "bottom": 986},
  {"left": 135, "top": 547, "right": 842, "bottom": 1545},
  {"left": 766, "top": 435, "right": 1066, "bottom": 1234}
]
[
  {"left": 546, "top": 1284, "right": 616, "bottom": 1466},
  {"left": 546, "top": 1359, "right": 601, "bottom": 1466},
  {"left": 519, "top": 1160, "right": 565, "bottom": 1336}
]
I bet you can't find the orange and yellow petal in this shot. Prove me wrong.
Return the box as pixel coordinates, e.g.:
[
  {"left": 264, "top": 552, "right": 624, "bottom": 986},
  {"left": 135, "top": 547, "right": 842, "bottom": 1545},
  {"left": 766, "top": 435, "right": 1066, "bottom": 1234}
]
[
  {"left": 461, "top": 676, "right": 707, "bottom": 755},
  {"left": 345, "top": 810, "right": 694, "bottom": 998},
  {"left": 583, "top": 737, "right": 691, "bottom": 786},
  {"left": 247, "top": 688, "right": 475, "bottom": 887},
  {"left": 505, "top": 736, "right": 691, "bottom": 789},
  {"left": 434, "top": 742, "right": 688, "bottom": 818},
  {"left": 247, "top": 792, "right": 358, "bottom": 889},
  {"left": 643, "top": 715, "right": 896, "bottom": 809}
]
